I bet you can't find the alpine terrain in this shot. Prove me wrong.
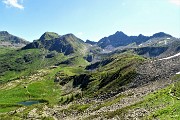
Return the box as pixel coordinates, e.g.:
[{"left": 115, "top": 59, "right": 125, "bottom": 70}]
[{"left": 0, "top": 31, "right": 179, "bottom": 120}]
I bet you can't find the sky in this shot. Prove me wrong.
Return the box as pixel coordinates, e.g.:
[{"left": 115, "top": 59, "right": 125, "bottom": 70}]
[{"left": 0, "top": 0, "right": 180, "bottom": 42}]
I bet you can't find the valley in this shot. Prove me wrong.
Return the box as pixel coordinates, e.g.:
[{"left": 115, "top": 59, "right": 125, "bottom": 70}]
[{"left": 0, "top": 31, "right": 180, "bottom": 120}]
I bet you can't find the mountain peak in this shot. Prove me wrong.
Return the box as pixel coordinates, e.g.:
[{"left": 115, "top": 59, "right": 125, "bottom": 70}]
[
  {"left": 113, "top": 31, "right": 128, "bottom": 38},
  {"left": 40, "top": 32, "right": 60, "bottom": 41},
  {"left": 138, "top": 34, "right": 144, "bottom": 37},
  {"left": 115, "top": 31, "right": 126, "bottom": 35},
  {"left": 0, "top": 31, "right": 9, "bottom": 36},
  {"left": 152, "top": 32, "right": 172, "bottom": 38},
  {"left": 63, "top": 33, "right": 76, "bottom": 38}
]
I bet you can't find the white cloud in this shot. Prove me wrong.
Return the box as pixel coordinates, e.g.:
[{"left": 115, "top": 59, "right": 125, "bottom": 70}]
[
  {"left": 2, "top": 0, "right": 24, "bottom": 9},
  {"left": 76, "top": 32, "right": 83, "bottom": 36},
  {"left": 169, "top": 0, "right": 180, "bottom": 6}
]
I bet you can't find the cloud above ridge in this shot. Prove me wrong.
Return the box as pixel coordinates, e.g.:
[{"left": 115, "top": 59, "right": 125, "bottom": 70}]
[{"left": 2, "top": 0, "right": 24, "bottom": 9}]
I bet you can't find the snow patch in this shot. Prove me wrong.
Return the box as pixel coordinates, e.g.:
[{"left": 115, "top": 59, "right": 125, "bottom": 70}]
[
  {"left": 176, "top": 72, "right": 180, "bottom": 75},
  {"left": 159, "top": 52, "right": 180, "bottom": 60},
  {"left": 139, "top": 44, "right": 143, "bottom": 47}
]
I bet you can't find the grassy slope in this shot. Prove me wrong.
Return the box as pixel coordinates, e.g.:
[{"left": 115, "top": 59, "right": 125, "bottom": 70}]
[
  {"left": 83, "top": 53, "right": 145, "bottom": 97},
  {"left": 0, "top": 46, "right": 89, "bottom": 114},
  {"left": 0, "top": 47, "right": 16, "bottom": 55},
  {"left": 145, "top": 75, "right": 180, "bottom": 120},
  {"left": 0, "top": 48, "right": 67, "bottom": 82}
]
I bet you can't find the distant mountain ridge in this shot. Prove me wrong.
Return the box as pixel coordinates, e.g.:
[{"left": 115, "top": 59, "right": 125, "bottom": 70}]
[
  {"left": 1, "top": 30, "right": 179, "bottom": 58},
  {"left": 0, "top": 31, "right": 29, "bottom": 47},
  {"left": 97, "top": 31, "right": 173, "bottom": 48}
]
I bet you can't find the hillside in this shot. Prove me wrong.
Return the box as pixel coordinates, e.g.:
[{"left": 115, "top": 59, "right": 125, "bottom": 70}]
[
  {"left": 0, "top": 31, "right": 29, "bottom": 47},
  {"left": 0, "top": 50, "right": 179, "bottom": 120},
  {"left": 0, "top": 31, "right": 179, "bottom": 120}
]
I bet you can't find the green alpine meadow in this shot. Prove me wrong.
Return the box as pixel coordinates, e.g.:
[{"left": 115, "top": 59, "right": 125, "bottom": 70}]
[{"left": 0, "top": 0, "right": 180, "bottom": 120}]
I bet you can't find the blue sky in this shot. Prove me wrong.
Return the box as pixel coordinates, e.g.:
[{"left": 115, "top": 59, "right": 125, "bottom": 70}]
[{"left": 0, "top": 0, "right": 180, "bottom": 41}]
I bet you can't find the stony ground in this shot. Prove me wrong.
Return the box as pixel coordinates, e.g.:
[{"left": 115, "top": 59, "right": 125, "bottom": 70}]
[{"left": 39, "top": 78, "right": 172, "bottom": 120}]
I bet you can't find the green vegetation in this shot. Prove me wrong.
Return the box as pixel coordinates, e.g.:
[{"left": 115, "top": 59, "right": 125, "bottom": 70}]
[
  {"left": 82, "top": 53, "right": 145, "bottom": 97},
  {"left": 0, "top": 48, "right": 88, "bottom": 113},
  {"left": 40, "top": 32, "right": 59, "bottom": 41},
  {"left": 0, "top": 48, "right": 66, "bottom": 82},
  {"left": 0, "top": 70, "right": 60, "bottom": 112},
  {"left": 145, "top": 75, "right": 180, "bottom": 119},
  {"left": 0, "top": 104, "right": 22, "bottom": 113},
  {"left": 0, "top": 67, "right": 84, "bottom": 113},
  {"left": 0, "top": 47, "right": 15, "bottom": 55},
  {"left": 68, "top": 104, "right": 91, "bottom": 112},
  {"left": 59, "top": 56, "right": 89, "bottom": 66}
]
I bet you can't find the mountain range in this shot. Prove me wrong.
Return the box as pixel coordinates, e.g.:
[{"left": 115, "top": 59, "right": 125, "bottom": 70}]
[
  {"left": 1, "top": 30, "right": 180, "bottom": 59},
  {"left": 97, "top": 31, "right": 172, "bottom": 48},
  {"left": 0, "top": 30, "right": 180, "bottom": 120},
  {"left": 1, "top": 30, "right": 179, "bottom": 53}
]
